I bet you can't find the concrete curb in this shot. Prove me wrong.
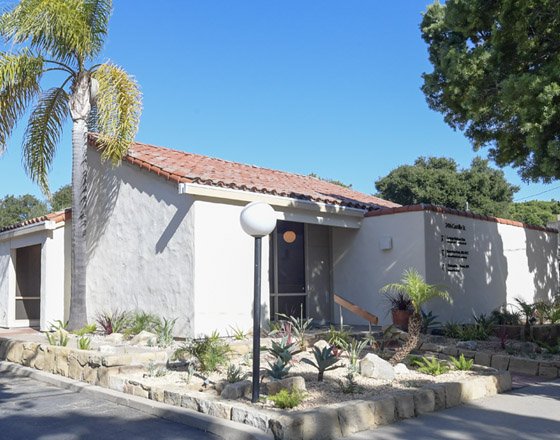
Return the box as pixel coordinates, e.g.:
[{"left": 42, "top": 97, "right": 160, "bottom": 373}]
[{"left": 0, "top": 361, "right": 272, "bottom": 440}]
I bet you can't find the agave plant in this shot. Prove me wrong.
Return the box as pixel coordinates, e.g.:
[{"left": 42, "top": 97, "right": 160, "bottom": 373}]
[
  {"left": 268, "top": 337, "right": 301, "bottom": 365},
  {"left": 301, "top": 346, "right": 342, "bottom": 382}
]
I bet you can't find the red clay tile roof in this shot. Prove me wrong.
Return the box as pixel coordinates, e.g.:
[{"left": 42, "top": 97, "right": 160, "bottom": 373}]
[
  {"left": 0, "top": 209, "right": 72, "bottom": 233},
  {"left": 365, "top": 204, "right": 558, "bottom": 233},
  {"left": 89, "top": 136, "right": 399, "bottom": 210}
]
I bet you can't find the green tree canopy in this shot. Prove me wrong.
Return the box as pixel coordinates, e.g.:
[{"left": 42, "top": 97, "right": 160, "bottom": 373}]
[
  {"left": 375, "top": 156, "right": 519, "bottom": 217},
  {"left": 421, "top": 0, "right": 560, "bottom": 182},
  {"left": 50, "top": 184, "right": 71, "bottom": 211},
  {"left": 507, "top": 200, "right": 560, "bottom": 226},
  {"left": 0, "top": 194, "right": 47, "bottom": 228}
]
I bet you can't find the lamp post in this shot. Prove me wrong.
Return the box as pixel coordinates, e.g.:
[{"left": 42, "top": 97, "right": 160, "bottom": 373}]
[{"left": 240, "top": 201, "right": 276, "bottom": 403}]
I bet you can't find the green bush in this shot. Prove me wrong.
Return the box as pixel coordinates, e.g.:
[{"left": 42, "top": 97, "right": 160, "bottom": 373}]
[
  {"left": 412, "top": 356, "right": 449, "bottom": 376},
  {"left": 155, "top": 317, "right": 176, "bottom": 347},
  {"left": 450, "top": 354, "right": 474, "bottom": 371},
  {"left": 268, "top": 388, "right": 306, "bottom": 409},
  {"left": 226, "top": 364, "right": 249, "bottom": 383},
  {"left": 77, "top": 336, "right": 91, "bottom": 350},
  {"left": 327, "top": 325, "right": 352, "bottom": 348},
  {"left": 73, "top": 323, "right": 97, "bottom": 336},
  {"left": 125, "top": 311, "right": 161, "bottom": 336},
  {"left": 174, "top": 331, "right": 230, "bottom": 373}
]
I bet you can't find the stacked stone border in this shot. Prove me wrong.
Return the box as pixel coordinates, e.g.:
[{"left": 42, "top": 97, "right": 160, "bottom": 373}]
[
  {"left": 0, "top": 337, "right": 512, "bottom": 440},
  {"left": 0, "top": 337, "right": 167, "bottom": 387},
  {"left": 419, "top": 342, "right": 560, "bottom": 378}
]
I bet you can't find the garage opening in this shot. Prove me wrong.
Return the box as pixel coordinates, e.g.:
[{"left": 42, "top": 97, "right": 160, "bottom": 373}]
[{"left": 15, "top": 244, "right": 41, "bottom": 323}]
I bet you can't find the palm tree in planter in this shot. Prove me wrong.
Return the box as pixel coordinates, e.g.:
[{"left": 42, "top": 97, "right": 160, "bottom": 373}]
[
  {"left": 0, "top": 0, "right": 142, "bottom": 329},
  {"left": 381, "top": 268, "right": 451, "bottom": 365}
]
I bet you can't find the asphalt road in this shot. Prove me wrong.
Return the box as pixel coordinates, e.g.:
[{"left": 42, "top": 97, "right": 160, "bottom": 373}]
[{"left": 0, "top": 371, "right": 222, "bottom": 440}]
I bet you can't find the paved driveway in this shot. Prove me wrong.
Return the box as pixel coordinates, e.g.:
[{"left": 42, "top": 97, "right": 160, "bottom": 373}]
[
  {"left": 343, "top": 379, "right": 560, "bottom": 439},
  {"left": 0, "top": 371, "right": 221, "bottom": 440}
]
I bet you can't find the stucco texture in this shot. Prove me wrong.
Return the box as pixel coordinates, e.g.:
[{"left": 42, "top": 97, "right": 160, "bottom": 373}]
[{"left": 86, "top": 149, "right": 195, "bottom": 336}]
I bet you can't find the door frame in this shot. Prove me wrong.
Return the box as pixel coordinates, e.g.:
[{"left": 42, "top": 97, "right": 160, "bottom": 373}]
[{"left": 9, "top": 244, "right": 42, "bottom": 328}]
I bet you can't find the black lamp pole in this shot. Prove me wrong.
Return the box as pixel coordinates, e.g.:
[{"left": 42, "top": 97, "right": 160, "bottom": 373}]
[{"left": 251, "top": 236, "right": 262, "bottom": 403}]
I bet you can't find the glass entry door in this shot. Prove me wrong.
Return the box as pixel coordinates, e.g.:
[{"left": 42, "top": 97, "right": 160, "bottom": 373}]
[{"left": 270, "top": 221, "right": 307, "bottom": 320}]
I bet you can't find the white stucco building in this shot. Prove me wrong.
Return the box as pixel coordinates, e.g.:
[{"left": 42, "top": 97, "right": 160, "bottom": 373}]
[{"left": 0, "top": 136, "right": 558, "bottom": 335}]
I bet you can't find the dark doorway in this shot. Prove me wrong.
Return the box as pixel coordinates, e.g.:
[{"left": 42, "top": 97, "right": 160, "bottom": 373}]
[{"left": 15, "top": 244, "right": 41, "bottom": 322}]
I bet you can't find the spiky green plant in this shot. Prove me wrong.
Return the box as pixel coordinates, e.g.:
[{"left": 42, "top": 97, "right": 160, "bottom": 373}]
[
  {"left": 72, "top": 323, "right": 97, "bottom": 336},
  {"left": 301, "top": 346, "right": 342, "bottom": 382},
  {"left": 45, "top": 330, "right": 68, "bottom": 346},
  {"left": 515, "top": 298, "right": 536, "bottom": 326},
  {"left": 226, "top": 364, "right": 249, "bottom": 383},
  {"left": 268, "top": 337, "right": 301, "bottom": 365},
  {"left": 0, "top": 0, "right": 142, "bottom": 330},
  {"left": 412, "top": 356, "right": 450, "bottom": 376},
  {"left": 78, "top": 335, "right": 91, "bottom": 350},
  {"left": 341, "top": 337, "right": 369, "bottom": 370},
  {"left": 381, "top": 268, "right": 451, "bottom": 365},
  {"left": 266, "top": 358, "right": 291, "bottom": 380},
  {"left": 450, "top": 354, "right": 474, "bottom": 371},
  {"left": 276, "top": 313, "right": 313, "bottom": 350},
  {"left": 268, "top": 387, "right": 306, "bottom": 409},
  {"left": 155, "top": 317, "right": 176, "bottom": 348},
  {"left": 228, "top": 325, "right": 248, "bottom": 341},
  {"left": 125, "top": 311, "right": 160, "bottom": 336}
]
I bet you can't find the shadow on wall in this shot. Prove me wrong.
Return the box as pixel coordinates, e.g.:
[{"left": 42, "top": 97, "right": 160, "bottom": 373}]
[
  {"left": 525, "top": 229, "right": 558, "bottom": 302},
  {"left": 426, "top": 215, "right": 508, "bottom": 321}
]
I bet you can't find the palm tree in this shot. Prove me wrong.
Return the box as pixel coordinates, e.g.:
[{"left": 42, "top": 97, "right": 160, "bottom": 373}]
[
  {"left": 0, "top": 0, "right": 142, "bottom": 329},
  {"left": 381, "top": 268, "right": 451, "bottom": 365}
]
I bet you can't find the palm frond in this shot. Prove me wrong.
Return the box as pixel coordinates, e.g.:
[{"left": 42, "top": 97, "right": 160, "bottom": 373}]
[
  {"left": 0, "top": 0, "right": 108, "bottom": 64},
  {"left": 22, "top": 86, "right": 70, "bottom": 194},
  {"left": 381, "top": 268, "right": 451, "bottom": 313},
  {"left": 0, "top": 49, "right": 43, "bottom": 152},
  {"left": 93, "top": 63, "right": 142, "bottom": 163}
]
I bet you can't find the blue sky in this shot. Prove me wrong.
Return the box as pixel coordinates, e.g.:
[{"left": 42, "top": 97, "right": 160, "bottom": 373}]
[{"left": 1, "top": 0, "right": 559, "bottom": 202}]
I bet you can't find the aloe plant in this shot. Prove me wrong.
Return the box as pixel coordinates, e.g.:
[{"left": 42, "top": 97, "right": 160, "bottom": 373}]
[
  {"left": 268, "top": 337, "right": 301, "bottom": 364},
  {"left": 301, "top": 346, "right": 342, "bottom": 382}
]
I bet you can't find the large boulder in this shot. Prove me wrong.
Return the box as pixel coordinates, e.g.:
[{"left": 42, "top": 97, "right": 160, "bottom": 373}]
[
  {"left": 130, "top": 331, "right": 157, "bottom": 346},
  {"left": 394, "top": 363, "right": 410, "bottom": 375},
  {"left": 266, "top": 376, "right": 306, "bottom": 395},
  {"left": 221, "top": 380, "right": 252, "bottom": 400},
  {"left": 313, "top": 340, "right": 330, "bottom": 351},
  {"left": 359, "top": 353, "right": 395, "bottom": 380}
]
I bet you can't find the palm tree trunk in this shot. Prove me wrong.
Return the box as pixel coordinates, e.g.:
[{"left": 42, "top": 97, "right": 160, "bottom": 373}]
[
  {"left": 68, "top": 73, "right": 91, "bottom": 330},
  {"left": 389, "top": 312, "right": 422, "bottom": 365}
]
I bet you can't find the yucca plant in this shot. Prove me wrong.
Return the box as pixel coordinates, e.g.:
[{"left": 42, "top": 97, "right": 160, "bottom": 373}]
[
  {"left": 0, "top": 0, "right": 142, "bottom": 330},
  {"left": 301, "top": 346, "right": 342, "bottom": 382},
  {"left": 381, "top": 268, "right": 451, "bottom": 365}
]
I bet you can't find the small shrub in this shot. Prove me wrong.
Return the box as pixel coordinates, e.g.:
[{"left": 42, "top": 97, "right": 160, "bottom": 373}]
[
  {"left": 146, "top": 361, "right": 168, "bottom": 378},
  {"left": 341, "top": 337, "right": 368, "bottom": 370},
  {"left": 443, "top": 321, "right": 462, "bottom": 339},
  {"left": 73, "top": 323, "right": 97, "bottom": 336},
  {"left": 301, "top": 346, "right": 342, "bottom": 381},
  {"left": 450, "top": 354, "right": 474, "bottom": 371},
  {"left": 228, "top": 325, "right": 248, "bottom": 340},
  {"left": 421, "top": 310, "right": 440, "bottom": 334},
  {"left": 45, "top": 330, "right": 68, "bottom": 347},
  {"left": 155, "top": 317, "right": 176, "bottom": 347},
  {"left": 49, "top": 320, "right": 68, "bottom": 332},
  {"left": 545, "top": 307, "right": 560, "bottom": 324},
  {"left": 536, "top": 338, "right": 560, "bottom": 355},
  {"left": 412, "top": 356, "right": 449, "bottom": 376},
  {"left": 125, "top": 311, "right": 160, "bottom": 336},
  {"left": 491, "top": 307, "right": 521, "bottom": 325},
  {"left": 266, "top": 358, "right": 291, "bottom": 379},
  {"left": 77, "top": 336, "right": 91, "bottom": 350},
  {"left": 174, "top": 331, "right": 230, "bottom": 373},
  {"left": 472, "top": 312, "right": 495, "bottom": 335},
  {"left": 226, "top": 364, "right": 249, "bottom": 383},
  {"left": 327, "top": 325, "right": 352, "bottom": 348},
  {"left": 337, "top": 372, "right": 362, "bottom": 394},
  {"left": 459, "top": 324, "right": 489, "bottom": 341},
  {"left": 515, "top": 298, "right": 536, "bottom": 326},
  {"left": 96, "top": 310, "right": 131, "bottom": 335},
  {"left": 276, "top": 313, "right": 313, "bottom": 350},
  {"left": 268, "top": 388, "right": 306, "bottom": 409}
]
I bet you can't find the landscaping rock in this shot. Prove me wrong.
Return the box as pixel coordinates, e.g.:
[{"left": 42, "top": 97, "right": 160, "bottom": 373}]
[
  {"left": 508, "top": 357, "right": 539, "bottom": 375},
  {"left": 104, "top": 333, "right": 124, "bottom": 345},
  {"left": 266, "top": 376, "right": 306, "bottom": 395},
  {"left": 370, "top": 397, "right": 396, "bottom": 426},
  {"left": 538, "top": 365, "right": 559, "bottom": 378},
  {"left": 421, "top": 342, "right": 444, "bottom": 353},
  {"left": 413, "top": 388, "right": 435, "bottom": 415},
  {"left": 336, "top": 401, "right": 375, "bottom": 437},
  {"left": 221, "top": 380, "right": 252, "bottom": 399},
  {"left": 359, "top": 353, "right": 395, "bottom": 380},
  {"left": 456, "top": 340, "right": 477, "bottom": 350},
  {"left": 270, "top": 407, "right": 343, "bottom": 440},
  {"left": 97, "top": 345, "right": 118, "bottom": 354},
  {"left": 394, "top": 363, "right": 410, "bottom": 375},
  {"left": 491, "top": 354, "right": 510, "bottom": 370},
  {"left": 231, "top": 407, "right": 270, "bottom": 432},
  {"left": 313, "top": 339, "right": 330, "bottom": 351},
  {"left": 130, "top": 331, "right": 157, "bottom": 346},
  {"left": 474, "top": 352, "right": 492, "bottom": 366},
  {"left": 394, "top": 393, "right": 415, "bottom": 419},
  {"left": 506, "top": 341, "right": 538, "bottom": 354}
]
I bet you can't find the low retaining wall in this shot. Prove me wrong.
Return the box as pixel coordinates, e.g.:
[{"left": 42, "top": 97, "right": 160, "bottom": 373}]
[
  {"left": 112, "top": 371, "right": 511, "bottom": 439},
  {"left": 0, "top": 337, "right": 167, "bottom": 387},
  {"left": 420, "top": 342, "right": 560, "bottom": 378},
  {"left": 493, "top": 324, "right": 560, "bottom": 345}
]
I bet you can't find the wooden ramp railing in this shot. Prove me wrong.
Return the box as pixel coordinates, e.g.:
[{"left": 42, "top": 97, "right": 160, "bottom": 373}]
[{"left": 334, "top": 293, "right": 379, "bottom": 332}]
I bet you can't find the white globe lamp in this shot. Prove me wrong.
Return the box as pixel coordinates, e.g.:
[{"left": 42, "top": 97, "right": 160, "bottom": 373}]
[{"left": 240, "top": 202, "right": 276, "bottom": 237}]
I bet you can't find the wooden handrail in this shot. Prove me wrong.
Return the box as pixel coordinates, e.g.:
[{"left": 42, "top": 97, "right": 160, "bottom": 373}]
[{"left": 334, "top": 293, "right": 379, "bottom": 325}]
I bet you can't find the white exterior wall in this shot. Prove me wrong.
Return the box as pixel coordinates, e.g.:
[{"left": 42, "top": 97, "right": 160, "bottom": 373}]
[
  {"left": 86, "top": 149, "right": 196, "bottom": 336},
  {"left": 332, "top": 211, "right": 426, "bottom": 326},
  {"left": 424, "top": 211, "right": 559, "bottom": 322},
  {"left": 192, "top": 199, "right": 270, "bottom": 336},
  {"left": 0, "top": 223, "right": 69, "bottom": 330}
]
